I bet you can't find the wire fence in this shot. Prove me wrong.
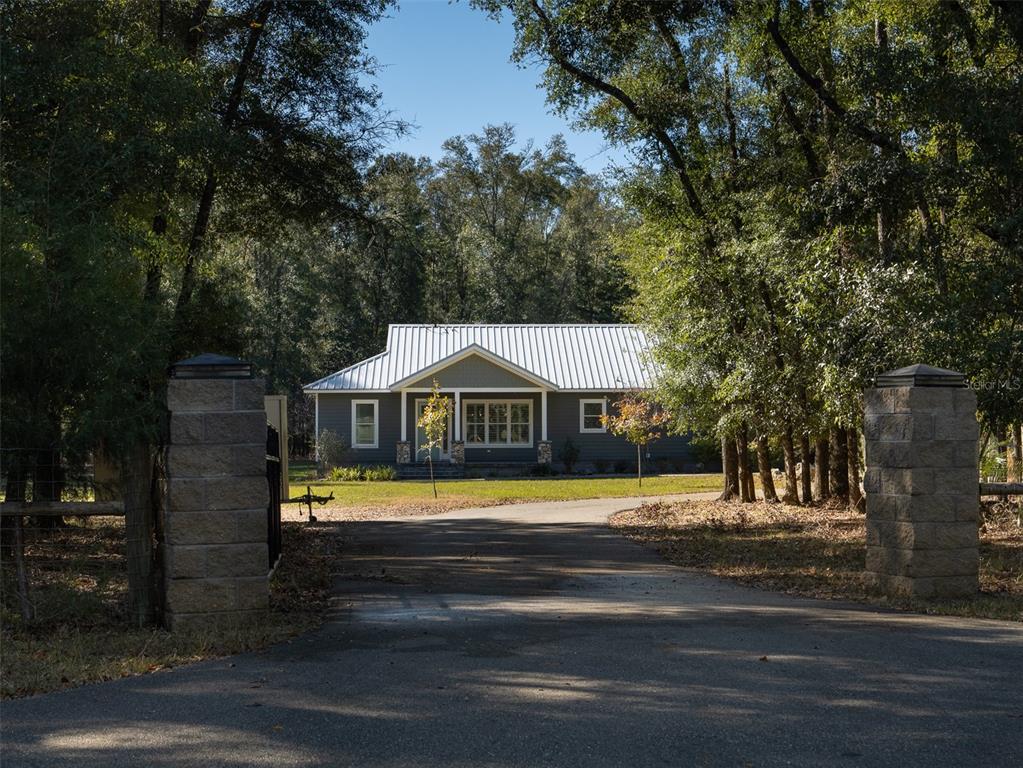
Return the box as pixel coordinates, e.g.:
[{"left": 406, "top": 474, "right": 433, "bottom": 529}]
[{"left": 1, "top": 449, "right": 146, "bottom": 630}]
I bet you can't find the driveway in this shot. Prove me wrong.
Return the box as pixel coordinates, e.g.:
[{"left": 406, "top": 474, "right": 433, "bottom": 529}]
[{"left": 2, "top": 494, "right": 1022, "bottom": 767}]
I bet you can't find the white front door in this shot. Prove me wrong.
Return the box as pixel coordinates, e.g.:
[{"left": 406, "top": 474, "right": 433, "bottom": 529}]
[{"left": 415, "top": 398, "right": 452, "bottom": 463}]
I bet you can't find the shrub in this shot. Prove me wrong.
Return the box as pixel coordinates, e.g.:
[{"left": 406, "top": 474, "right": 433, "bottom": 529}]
[
  {"left": 558, "top": 438, "right": 581, "bottom": 474},
  {"left": 317, "top": 429, "right": 351, "bottom": 472},
  {"left": 655, "top": 458, "right": 671, "bottom": 474},
  {"left": 329, "top": 465, "right": 363, "bottom": 481},
  {"left": 593, "top": 459, "right": 609, "bottom": 474},
  {"left": 531, "top": 462, "right": 556, "bottom": 477},
  {"left": 613, "top": 459, "right": 632, "bottom": 474},
  {"left": 363, "top": 465, "right": 397, "bottom": 482}
]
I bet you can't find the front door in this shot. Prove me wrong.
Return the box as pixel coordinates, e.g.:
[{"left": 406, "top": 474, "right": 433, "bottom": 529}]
[{"left": 415, "top": 398, "right": 452, "bottom": 463}]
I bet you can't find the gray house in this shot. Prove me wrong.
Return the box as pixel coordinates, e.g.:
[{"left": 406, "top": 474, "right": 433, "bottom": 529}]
[{"left": 303, "top": 324, "right": 692, "bottom": 470}]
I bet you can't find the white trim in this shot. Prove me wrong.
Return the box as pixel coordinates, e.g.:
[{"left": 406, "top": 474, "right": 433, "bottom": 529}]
[
  {"left": 461, "top": 399, "right": 533, "bottom": 448},
  {"left": 400, "top": 390, "right": 407, "bottom": 442},
  {"left": 304, "top": 387, "right": 646, "bottom": 395},
  {"left": 579, "top": 398, "right": 608, "bottom": 433},
  {"left": 351, "top": 399, "right": 379, "bottom": 449},
  {"left": 454, "top": 390, "right": 461, "bottom": 441},
  {"left": 541, "top": 390, "right": 548, "bottom": 442},
  {"left": 314, "top": 393, "right": 320, "bottom": 460},
  {"left": 388, "top": 345, "right": 559, "bottom": 391}
]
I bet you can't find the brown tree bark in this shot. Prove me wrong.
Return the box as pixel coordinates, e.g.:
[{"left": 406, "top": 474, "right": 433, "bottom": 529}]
[
  {"left": 781, "top": 427, "right": 800, "bottom": 503},
  {"left": 719, "top": 435, "right": 740, "bottom": 501},
  {"left": 1011, "top": 423, "right": 1022, "bottom": 482},
  {"left": 848, "top": 427, "right": 864, "bottom": 512},
  {"left": 799, "top": 434, "right": 813, "bottom": 503},
  {"left": 736, "top": 429, "right": 754, "bottom": 503},
  {"left": 815, "top": 437, "right": 831, "bottom": 500},
  {"left": 122, "top": 443, "right": 160, "bottom": 627},
  {"left": 757, "top": 438, "right": 779, "bottom": 502},
  {"left": 830, "top": 427, "right": 850, "bottom": 502}
]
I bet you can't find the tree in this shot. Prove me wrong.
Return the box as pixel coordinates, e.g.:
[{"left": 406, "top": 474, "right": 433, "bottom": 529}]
[
  {"left": 601, "top": 393, "right": 671, "bottom": 488},
  {"left": 416, "top": 381, "right": 452, "bottom": 499}
]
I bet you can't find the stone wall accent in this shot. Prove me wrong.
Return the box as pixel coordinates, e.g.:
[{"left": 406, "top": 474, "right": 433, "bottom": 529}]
[
  {"left": 451, "top": 440, "right": 465, "bottom": 466},
  {"left": 863, "top": 369, "right": 979, "bottom": 599},
  {"left": 537, "top": 440, "right": 553, "bottom": 465},
  {"left": 164, "top": 375, "right": 269, "bottom": 630},
  {"left": 396, "top": 441, "right": 411, "bottom": 464}
]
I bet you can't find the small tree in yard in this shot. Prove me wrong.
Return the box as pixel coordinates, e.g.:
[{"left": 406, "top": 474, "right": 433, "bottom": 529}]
[
  {"left": 417, "top": 380, "right": 452, "bottom": 498},
  {"left": 602, "top": 393, "right": 672, "bottom": 488}
]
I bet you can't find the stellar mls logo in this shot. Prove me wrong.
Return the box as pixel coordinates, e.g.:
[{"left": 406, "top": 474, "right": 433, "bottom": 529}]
[{"left": 966, "top": 377, "right": 1021, "bottom": 391}]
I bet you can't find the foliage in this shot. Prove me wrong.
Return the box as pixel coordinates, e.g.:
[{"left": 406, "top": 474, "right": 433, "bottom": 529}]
[
  {"left": 602, "top": 392, "right": 672, "bottom": 487},
  {"left": 317, "top": 430, "right": 351, "bottom": 472},
  {"left": 328, "top": 464, "right": 397, "bottom": 482},
  {"left": 416, "top": 381, "right": 453, "bottom": 498}
]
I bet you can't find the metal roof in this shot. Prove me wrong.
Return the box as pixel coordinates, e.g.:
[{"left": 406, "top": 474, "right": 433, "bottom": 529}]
[{"left": 303, "top": 324, "right": 657, "bottom": 392}]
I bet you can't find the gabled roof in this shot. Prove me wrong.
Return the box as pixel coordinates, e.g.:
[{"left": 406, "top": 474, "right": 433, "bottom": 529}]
[{"left": 303, "top": 324, "right": 657, "bottom": 392}]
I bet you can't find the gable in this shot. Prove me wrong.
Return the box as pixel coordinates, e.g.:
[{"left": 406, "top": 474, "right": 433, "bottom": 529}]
[{"left": 407, "top": 353, "right": 536, "bottom": 389}]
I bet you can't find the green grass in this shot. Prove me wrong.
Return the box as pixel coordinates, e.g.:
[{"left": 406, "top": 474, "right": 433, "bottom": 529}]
[{"left": 300, "top": 474, "right": 722, "bottom": 508}]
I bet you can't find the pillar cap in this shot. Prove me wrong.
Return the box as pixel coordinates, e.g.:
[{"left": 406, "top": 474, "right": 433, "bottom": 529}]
[
  {"left": 170, "top": 353, "right": 254, "bottom": 379},
  {"left": 875, "top": 364, "right": 966, "bottom": 388}
]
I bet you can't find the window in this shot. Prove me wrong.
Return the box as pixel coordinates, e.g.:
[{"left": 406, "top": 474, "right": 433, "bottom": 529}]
[
  {"left": 580, "top": 398, "right": 607, "bottom": 433},
  {"left": 351, "top": 400, "right": 378, "bottom": 448},
  {"left": 463, "top": 400, "right": 532, "bottom": 446}
]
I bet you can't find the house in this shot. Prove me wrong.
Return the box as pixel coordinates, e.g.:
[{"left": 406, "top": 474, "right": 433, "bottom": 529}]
[{"left": 303, "top": 324, "right": 694, "bottom": 471}]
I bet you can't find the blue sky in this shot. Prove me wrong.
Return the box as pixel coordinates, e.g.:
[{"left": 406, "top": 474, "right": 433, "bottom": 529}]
[{"left": 364, "top": 0, "right": 628, "bottom": 174}]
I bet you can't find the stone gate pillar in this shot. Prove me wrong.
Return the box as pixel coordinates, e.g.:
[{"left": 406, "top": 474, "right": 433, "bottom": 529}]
[
  {"left": 863, "top": 364, "right": 979, "bottom": 598},
  {"left": 164, "top": 354, "right": 269, "bottom": 630}
]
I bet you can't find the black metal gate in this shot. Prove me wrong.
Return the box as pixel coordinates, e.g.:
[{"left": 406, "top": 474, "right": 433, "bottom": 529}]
[{"left": 266, "top": 424, "right": 283, "bottom": 570}]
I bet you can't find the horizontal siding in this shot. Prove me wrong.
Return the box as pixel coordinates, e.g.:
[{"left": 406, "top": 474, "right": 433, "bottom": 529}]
[
  {"left": 547, "top": 393, "right": 692, "bottom": 464},
  {"left": 409, "top": 355, "right": 535, "bottom": 389},
  {"left": 317, "top": 393, "right": 400, "bottom": 464}
]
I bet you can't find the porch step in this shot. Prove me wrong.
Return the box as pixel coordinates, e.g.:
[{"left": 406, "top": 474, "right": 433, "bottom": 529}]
[{"left": 397, "top": 464, "right": 466, "bottom": 480}]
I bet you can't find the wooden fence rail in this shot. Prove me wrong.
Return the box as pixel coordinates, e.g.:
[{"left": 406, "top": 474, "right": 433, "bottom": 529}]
[
  {"left": 0, "top": 501, "right": 126, "bottom": 517},
  {"left": 979, "top": 482, "right": 1023, "bottom": 496}
]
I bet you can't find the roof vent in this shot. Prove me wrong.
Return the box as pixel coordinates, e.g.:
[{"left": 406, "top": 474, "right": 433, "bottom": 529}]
[{"left": 874, "top": 364, "right": 966, "bottom": 388}]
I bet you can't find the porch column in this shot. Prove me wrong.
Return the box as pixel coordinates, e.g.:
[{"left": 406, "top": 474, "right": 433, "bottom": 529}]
[
  {"left": 454, "top": 390, "right": 461, "bottom": 441},
  {"left": 400, "top": 390, "right": 407, "bottom": 441},
  {"left": 541, "top": 390, "right": 548, "bottom": 442}
]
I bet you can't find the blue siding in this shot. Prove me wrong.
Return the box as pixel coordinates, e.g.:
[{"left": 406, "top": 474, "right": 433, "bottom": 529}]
[
  {"left": 316, "top": 393, "right": 400, "bottom": 464},
  {"left": 408, "top": 355, "right": 535, "bottom": 388}
]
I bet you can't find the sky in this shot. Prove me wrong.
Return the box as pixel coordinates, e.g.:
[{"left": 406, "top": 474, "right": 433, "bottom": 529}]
[{"left": 363, "top": 0, "right": 629, "bottom": 174}]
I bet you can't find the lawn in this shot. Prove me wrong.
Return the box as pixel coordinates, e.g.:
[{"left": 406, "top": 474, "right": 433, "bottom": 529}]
[
  {"left": 610, "top": 499, "right": 1023, "bottom": 622},
  {"left": 286, "top": 473, "right": 723, "bottom": 520}
]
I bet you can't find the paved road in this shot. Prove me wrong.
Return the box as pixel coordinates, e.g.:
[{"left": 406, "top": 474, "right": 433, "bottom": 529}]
[{"left": 3, "top": 494, "right": 1022, "bottom": 768}]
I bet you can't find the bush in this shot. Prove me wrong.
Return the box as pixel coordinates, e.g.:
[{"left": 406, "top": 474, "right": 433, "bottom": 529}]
[
  {"left": 558, "top": 438, "right": 581, "bottom": 474},
  {"left": 328, "top": 464, "right": 398, "bottom": 482},
  {"left": 613, "top": 459, "right": 632, "bottom": 474},
  {"left": 317, "top": 429, "right": 351, "bottom": 471},
  {"left": 531, "top": 462, "right": 556, "bottom": 477},
  {"left": 363, "top": 465, "right": 397, "bottom": 482},
  {"left": 593, "top": 459, "right": 609, "bottom": 474}
]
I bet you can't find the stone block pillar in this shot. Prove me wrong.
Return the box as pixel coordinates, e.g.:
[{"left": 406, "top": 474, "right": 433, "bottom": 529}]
[
  {"left": 396, "top": 441, "right": 411, "bottom": 464},
  {"left": 164, "top": 354, "right": 269, "bottom": 631},
  {"left": 537, "top": 440, "right": 553, "bottom": 465},
  {"left": 451, "top": 440, "right": 465, "bottom": 466},
  {"left": 863, "top": 364, "right": 979, "bottom": 598}
]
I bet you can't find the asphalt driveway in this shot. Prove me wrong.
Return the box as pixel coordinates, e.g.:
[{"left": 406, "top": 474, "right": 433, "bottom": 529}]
[{"left": 2, "top": 494, "right": 1022, "bottom": 767}]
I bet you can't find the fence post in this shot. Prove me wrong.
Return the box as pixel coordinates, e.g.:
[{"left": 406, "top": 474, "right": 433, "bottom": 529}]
[
  {"left": 863, "top": 364, "right": 980, "bottom": 598},
  {"left": 163, "top": 354, "right": 269, "bottom": 631}
]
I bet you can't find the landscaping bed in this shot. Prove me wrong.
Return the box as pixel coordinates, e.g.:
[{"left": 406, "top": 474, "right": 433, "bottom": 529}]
[
  {"left": 610, "top": 499, "right": 1023, "bottom": 622},
  {"left": 1, "top": 521, "right": 337, "bottom": 698}
]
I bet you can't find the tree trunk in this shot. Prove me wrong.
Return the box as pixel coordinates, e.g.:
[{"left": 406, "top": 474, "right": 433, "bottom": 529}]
[
  {"left": 815, "top": 437, "right": 831, "bottom": 500},
  {"left": 757, "top": 438, "right": 779, "bottom": 502},
  {"left": 1012, "top": 423, "right": 1022, "bottom": 482},
  {"left": 428, "top": 455, "right": 437, "bottom": 498},
  {"left": 123, "top": 443, "right": 160, "bottom": 626},
  {"left": 830, "top": 427, "right": 849, "bottom": 502},
  {"left": 848, "top": 427, "right": 864, "bottom": 512},
  {"left": 736, "top": 431, "right": 754, "bottom": 503},
  {"left": 33, "top": 448, "right": 66, "bottom": 529},
  {"left": 799, "top": 434, "right": 813, "bottom": 504},
  {"left": 719, "top": 435, "right": 739, "bottom": 501},
  {"left": 781, "top": 427, "right": 800, "bottom": 504},
  {"left": 12, "top": 514, "right": 33, "bottom": 623}
]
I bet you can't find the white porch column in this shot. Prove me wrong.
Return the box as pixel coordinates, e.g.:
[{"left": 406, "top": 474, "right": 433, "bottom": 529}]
[
  {"left": 400, "top": 390, "right": 407, "bottom": 441},
  {"left": 454, "top": 390, "right": 461, "bottom": 441},
  {"left": 541, "top": 390, "right": 548, "bottom": 442},
  {"left": 314, "top": 393, "right": 320, "bottom": 460}
]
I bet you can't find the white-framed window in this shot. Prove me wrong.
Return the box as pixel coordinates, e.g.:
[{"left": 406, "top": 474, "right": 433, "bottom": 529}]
[
  {"left": 462, "top": 399, "right": 532, "bottom": 447},
  {"left": 579, "top": 398, "right": 607, "bottom": 433},
  {"left": 351, "top": 399, "right": 379, "bottom": 448}
]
